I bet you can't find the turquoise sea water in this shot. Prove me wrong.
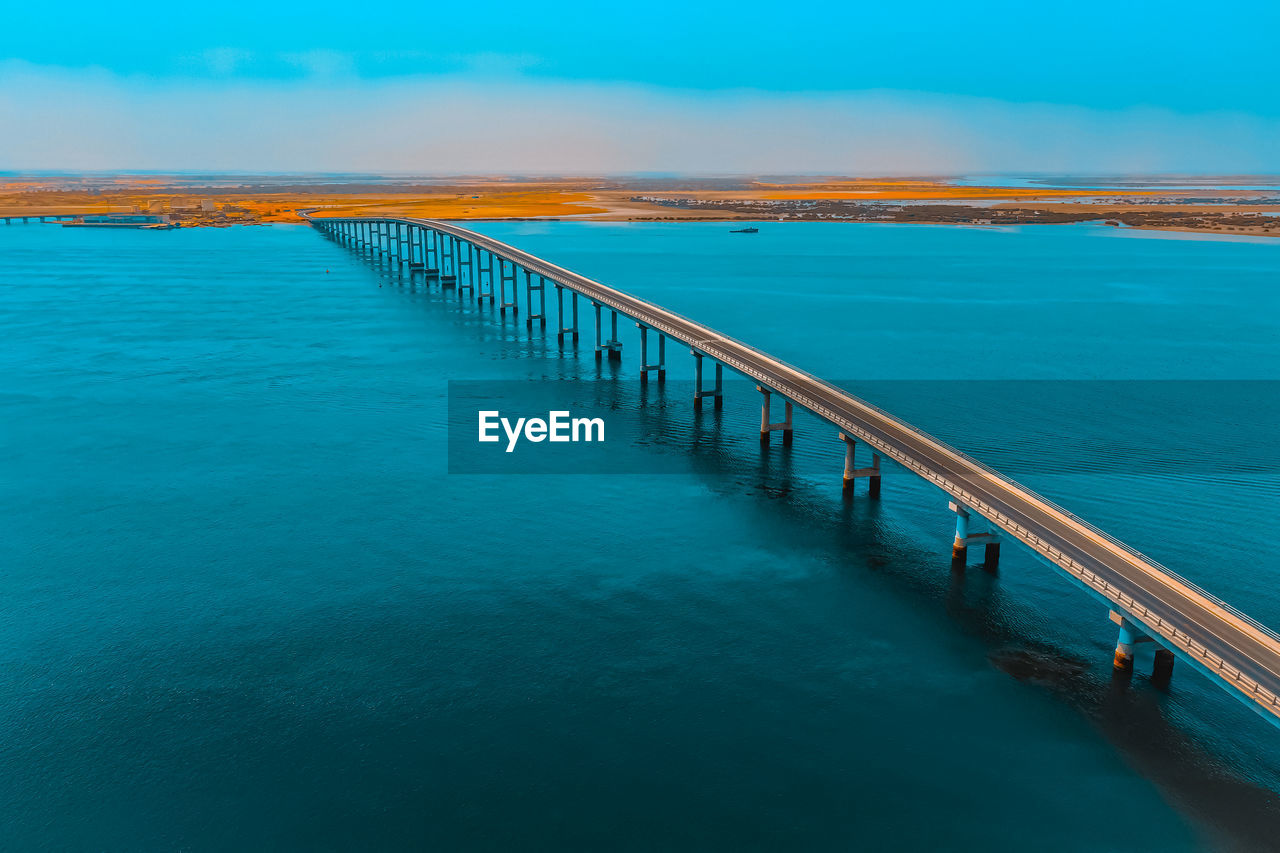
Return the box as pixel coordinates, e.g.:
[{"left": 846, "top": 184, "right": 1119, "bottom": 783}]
[{"left": 2, "top": 220, "right": 1279, "bottom": 850}]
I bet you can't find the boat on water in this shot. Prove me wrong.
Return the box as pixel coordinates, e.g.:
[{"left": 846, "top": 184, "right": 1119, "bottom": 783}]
[{"left": 730, "top": 226, "right": 759, "bottom": 233}]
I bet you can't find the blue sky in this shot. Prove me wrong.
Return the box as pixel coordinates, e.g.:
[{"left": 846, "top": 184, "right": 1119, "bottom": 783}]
[{"left": 3, "top": 1, "right": 1278, "bottom": 173}]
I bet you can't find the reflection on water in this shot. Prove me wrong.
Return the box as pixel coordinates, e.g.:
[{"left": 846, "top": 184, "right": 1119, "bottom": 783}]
[{"left": 1, "top": 220, "right": 1277, "bottom": 850}]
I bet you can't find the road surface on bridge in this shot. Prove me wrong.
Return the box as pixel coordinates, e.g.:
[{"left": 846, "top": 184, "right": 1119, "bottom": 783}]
[{"left": 309, "top": 213, "right": 1280, "bottom": 727}]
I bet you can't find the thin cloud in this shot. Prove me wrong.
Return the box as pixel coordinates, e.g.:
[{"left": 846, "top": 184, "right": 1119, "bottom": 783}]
[{"left": 0, "top": 61, "right": 1276, "bottom": 174}]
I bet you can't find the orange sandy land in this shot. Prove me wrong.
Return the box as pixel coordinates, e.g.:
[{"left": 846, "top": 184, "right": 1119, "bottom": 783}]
[{"left": 1, "top": 177, "right": 1276, "bottom": 234}]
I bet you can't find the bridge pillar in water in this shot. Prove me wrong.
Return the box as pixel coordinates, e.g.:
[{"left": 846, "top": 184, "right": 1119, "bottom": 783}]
[
  {"left": 525, "top": 271, "right": 546, "bottom": 328},
  {"left": 477, "top": 251, "right": 495, "bottom": 303},
  {"left": 757, "top": 386, "right": 793, "bottom": 445},
  {"left": 951, "top": 503, "right": 969, "bottom": 567},
  {"left": 948, "top": 500, "right": 1000, "bottom": 569},
  {"left": 637, "top": 325, "right": 666, "bottom": 384},
  {"left": 424, "top": 231, "right": 441, "bottom": 279},
  {"left": 556, "top": 286, "right": 579, "bottom": 342},
  {"left": 1111, "top": 611, "right": 1143, "bottom": 671},
  {"left": 440, "top": 237, "right": 458, "bottom": 286},
  {"left": 408, "top": 226, "right": 425, "bottom": 270},
  {"left": 593, "top": 302, "right": 622, "bottom": 361},
  {"left": 692, "top": 351, "right": 723, "bottom": 411},
  {"left": 1108, "top": 610, "right": 1172, "bottom": 678},
  {"left": 839, "top": 433, "right": 881, "bottom": 497},
  {"left": 458, "top": 242, "right": 475, "bottom": 291},
  {"left": 499, "top": 260, "right": 518, "bottom": 314}
]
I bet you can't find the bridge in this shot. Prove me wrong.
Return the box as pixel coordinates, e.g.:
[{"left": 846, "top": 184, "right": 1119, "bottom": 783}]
[
  {"left": 2, "top": 214, "right": 78, "bottom": 224},
  {"left": 303, "top": 211, "right": 1280, "bottom": 730}
]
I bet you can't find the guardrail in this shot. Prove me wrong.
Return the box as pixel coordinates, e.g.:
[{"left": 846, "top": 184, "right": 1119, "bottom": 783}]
[{"left": 304, "top": 212, "right": 1280, "bottom": 722}]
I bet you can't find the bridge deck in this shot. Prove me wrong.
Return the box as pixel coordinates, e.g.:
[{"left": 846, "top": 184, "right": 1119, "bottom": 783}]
[{"left": 310, "top": 213, "right": 1280, "bottom": 727}]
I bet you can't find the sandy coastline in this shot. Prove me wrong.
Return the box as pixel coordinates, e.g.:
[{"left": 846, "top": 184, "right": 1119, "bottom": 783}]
[{"left": 2, "top": 176, "right": 1277, "bottom": 238}]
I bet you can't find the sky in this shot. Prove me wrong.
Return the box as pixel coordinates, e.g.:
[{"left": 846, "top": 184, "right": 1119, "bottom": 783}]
[{"left": 2, "top": 1, "right": 1278, "bottom": 174}]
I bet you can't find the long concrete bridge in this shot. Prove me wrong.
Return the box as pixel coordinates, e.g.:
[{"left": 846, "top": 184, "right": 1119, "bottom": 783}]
[{"left": 304, "top": 211, "right": 1280, "bottom": 730}]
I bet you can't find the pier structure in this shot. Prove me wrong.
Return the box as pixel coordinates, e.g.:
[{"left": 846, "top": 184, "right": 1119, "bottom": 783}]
[
  {"left": 556, "top": 285, "right": 580, "bottom": 342},
  {"left": 304, "top": 211, "right": 1280, "bottom": 730},
  {"left": 3, "top": 214, "right": 79, "bottom": 224},
  {"left": 839, "top": 433, "right": 881, "bottom": 498}
]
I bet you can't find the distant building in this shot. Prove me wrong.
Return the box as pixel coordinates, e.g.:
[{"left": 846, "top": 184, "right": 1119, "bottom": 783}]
[{"left": 201, "top": 199, "right": 216, "bottom": 212}]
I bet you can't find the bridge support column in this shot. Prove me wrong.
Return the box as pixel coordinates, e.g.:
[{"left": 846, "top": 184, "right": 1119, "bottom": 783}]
[
  {"left": 593, "top": 302, "right": 622, "bottom": 361},
  {"left": 949, "top": 500, "right": 1001, "bottom": 569},
  {"left": 638, "top": 325, "right": 666, "bottom": 384},
  {"left": 458, "top": 242, "right": 474, "bottom": 291},
  {"left": 757, "top": 386, "right": 792, "bottom": 445},
  {"left": 839, "top": 433, "right": 881, "bottom": 497},
  {"left": 692, "top": 351, "right": 723, "bottom": 411},
  {"left": 556, "top": 286, "right": 579, "bottom": 342},
  {"left": 525, "top": 272, "right": 545, "bottom": 328},
  {"left": 499, "top": 260, "right": 518, "bottom": 314},
  {"left": 1111, "top": 611, "right": 1147, "bottom": 671},
  {"left": 409, "top": 226, "right": 425, "bottom": 270},
  {"left": 424, "top": 230, "right": 440, "bottom": 278},
  {"left": 477, "top": 251, "right": 495, "bottom": 303},
  {"left": 440, "top": 237, "right": 458, "bottom": 286},
  {"left": 952, "top": 503, "right": 969, "bottom": 566},
  {"left": 1153, "top": 648, "right": 1176, "bottom": 683}
]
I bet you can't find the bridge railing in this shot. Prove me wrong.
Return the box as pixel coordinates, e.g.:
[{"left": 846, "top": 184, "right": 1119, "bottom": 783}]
[{"left": 307, "top": 212, "right": 1280, "bottom": 657}]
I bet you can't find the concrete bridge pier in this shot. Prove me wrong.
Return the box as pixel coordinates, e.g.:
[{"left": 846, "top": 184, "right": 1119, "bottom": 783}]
[
  {"left": 1108, "top": 610, "right": 1176, "bottom": 680},
  {"left": 458, "top": 243, "right": 475, "bottom": 292},
  {"left": 839, "top": 433, "right": 881, "bottom": 497},
  {"left": 949, "top": 501, "right": 1001, "bottom": 570},
  {"left": 498, "top": 260, "right": 519, "bottom": 315},
  {"left": 556, "top": 286, "right": 579, "bottom": 342},
  {"left": 406, "top": 226, "right": 423, "bottom": 270},
  {"left": 757, "top": 386, "right": 793, "bottom": 444},
  {"left": 692, "top": 351, "right": 723, "bottom": 411},
  {"left": 593, "top": 302, "right": 623, "bottom": 361},
  {"left": 525, "top": 271, "right": 546, "bottom": 328},
  {"left": 424, "top": 230, "right": 441, "bottom": 279},
  {"left": 637, "top": 324, "right": 666, "bottom": 384},
  {"left": 440, "top": 236, "right": 458, "bottom": 286},
  {"left": 1111, "top": 611, "right": 1148, "bottom": 671},
  {"left": 477, "top": 251, "right": 495, "bottom": 303}
]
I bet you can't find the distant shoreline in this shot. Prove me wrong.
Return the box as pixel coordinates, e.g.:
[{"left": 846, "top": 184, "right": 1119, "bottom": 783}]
[{"left": 3, "top": 175, "right": 1277, "bottom": 239}]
